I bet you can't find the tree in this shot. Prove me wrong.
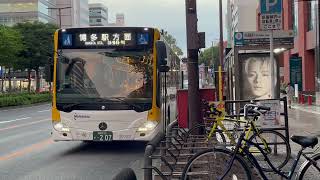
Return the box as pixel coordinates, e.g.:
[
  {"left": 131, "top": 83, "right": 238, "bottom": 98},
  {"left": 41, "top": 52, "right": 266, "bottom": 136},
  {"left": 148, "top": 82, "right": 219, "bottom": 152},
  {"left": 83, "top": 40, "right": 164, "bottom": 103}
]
[
  {"left": 162, "top": 32, "right": 183, "bottom": 56},
  {"left": 0, "top": 25, "right": 24, "bottom": 92},
  {"left": 199, "top": 46, "right": 219, "bottom": 67},
  {"left": 14, "top": 22, "right": 58, "bottom": 92}
]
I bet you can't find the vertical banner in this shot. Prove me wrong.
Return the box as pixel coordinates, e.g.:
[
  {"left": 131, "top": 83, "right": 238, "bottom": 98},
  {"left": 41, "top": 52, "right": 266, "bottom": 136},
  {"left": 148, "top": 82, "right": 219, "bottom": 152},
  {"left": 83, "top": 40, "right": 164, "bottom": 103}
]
[{"left": 239, "top": 53, "right": 279, "bottom": 100}]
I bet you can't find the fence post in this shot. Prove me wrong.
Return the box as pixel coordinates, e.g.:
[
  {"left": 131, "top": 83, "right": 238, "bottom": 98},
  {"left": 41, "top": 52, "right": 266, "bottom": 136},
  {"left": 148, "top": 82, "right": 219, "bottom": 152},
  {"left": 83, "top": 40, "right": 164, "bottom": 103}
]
[{"left": 283, "top": 96, "right": 290, "bottom": 143}]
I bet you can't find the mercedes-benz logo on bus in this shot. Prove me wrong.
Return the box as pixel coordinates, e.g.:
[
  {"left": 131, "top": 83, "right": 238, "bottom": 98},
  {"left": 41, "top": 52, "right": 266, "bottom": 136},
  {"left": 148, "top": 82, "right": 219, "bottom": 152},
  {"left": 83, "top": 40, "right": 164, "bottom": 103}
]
[{"left": 99, "top": 122, "right": 107, "bottom": 130}]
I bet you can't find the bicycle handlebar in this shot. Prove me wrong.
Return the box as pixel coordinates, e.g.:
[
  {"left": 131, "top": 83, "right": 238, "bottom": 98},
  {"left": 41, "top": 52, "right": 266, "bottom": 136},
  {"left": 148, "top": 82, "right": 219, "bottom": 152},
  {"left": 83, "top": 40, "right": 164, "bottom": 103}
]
[
  {"left": 257, "top": 106, "right": 271, "bottom": 111},
  {"left": 244, "top": 104, "right": 270, "bottom": 120}
]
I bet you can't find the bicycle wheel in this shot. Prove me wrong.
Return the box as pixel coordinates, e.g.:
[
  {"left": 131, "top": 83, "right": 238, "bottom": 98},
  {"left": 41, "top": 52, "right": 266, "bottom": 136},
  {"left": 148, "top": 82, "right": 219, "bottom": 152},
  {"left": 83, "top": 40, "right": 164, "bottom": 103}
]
[
  {"left": 181, "top": 148, "right": 252, "bottom": 180},
  {"left": 248, "top": 130, "right": 291, "bottom": 171},
  {"left": 185, "top": 123, "right": 226, "bottom": 144},
  {"left": 297, "top": 154, "right": 320, "bottom": 180}
]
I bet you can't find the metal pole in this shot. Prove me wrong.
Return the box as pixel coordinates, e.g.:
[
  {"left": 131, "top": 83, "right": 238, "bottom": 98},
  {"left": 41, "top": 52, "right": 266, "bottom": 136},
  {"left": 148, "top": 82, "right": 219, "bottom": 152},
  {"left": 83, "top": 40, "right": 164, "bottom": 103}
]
[
  {"left": 185, "top": 0, "right": 200, "bottom": 129},
  {"left": 219, "top": 0, "right": 224, "bottom": 66},
  {"left": 318, "top": 0, "right": 320, "bottom": 69},
  {"left": 58, "top": 8, "right": 62, "bottom": 28},
  {"left": 270, "top": 30, "right": 275, "bottom": 98},
  {"left": 219, "top": 0, "right": 224, "bottom": 101}
]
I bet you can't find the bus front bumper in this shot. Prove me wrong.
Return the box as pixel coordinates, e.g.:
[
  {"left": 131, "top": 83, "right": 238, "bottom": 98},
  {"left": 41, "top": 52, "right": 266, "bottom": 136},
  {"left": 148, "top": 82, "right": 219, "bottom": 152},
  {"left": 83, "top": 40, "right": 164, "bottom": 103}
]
[{"left": 52, "top": 126, "right": 159, "bottom": 142}]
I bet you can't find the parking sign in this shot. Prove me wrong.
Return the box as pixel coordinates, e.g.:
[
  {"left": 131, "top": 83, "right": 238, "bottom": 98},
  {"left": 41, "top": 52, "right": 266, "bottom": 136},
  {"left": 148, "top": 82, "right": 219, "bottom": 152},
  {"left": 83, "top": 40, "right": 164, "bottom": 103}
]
[
  {"left": 260, "top": 0, "right": 282, "bottom": 14},
  {"left": 260, "top": 0, "right": 283, "bottom": 30}
]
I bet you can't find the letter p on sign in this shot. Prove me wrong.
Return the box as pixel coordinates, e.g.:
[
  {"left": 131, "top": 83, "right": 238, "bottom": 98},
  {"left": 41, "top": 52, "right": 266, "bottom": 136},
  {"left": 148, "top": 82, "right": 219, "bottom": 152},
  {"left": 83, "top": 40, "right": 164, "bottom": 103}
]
[
  {"left": 260, "top": 0, "right": 282, "bottom": 14},
  {"left": 266, "top": 0, "right": 277, "bottom": 12}
]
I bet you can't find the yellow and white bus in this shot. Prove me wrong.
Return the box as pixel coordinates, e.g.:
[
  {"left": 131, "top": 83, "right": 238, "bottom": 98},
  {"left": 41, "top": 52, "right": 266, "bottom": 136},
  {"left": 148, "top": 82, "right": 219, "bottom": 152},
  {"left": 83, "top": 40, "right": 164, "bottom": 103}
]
[{"left": 51, "top": 27, "right": 180, "bottom": 142}]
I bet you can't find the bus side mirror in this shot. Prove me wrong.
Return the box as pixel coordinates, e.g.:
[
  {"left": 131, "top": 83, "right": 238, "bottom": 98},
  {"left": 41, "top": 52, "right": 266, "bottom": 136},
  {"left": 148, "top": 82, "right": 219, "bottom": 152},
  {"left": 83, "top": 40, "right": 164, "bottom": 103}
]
[{"left": 156, "top": 41, "right": 169, "bottom": 72}]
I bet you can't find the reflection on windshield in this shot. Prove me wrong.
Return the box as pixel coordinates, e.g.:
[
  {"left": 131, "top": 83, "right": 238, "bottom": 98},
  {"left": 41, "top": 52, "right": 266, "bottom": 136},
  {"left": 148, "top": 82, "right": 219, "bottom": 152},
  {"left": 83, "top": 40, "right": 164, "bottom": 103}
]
[{"left": 57, "top": 50, "right": 153, "bottom": 103}]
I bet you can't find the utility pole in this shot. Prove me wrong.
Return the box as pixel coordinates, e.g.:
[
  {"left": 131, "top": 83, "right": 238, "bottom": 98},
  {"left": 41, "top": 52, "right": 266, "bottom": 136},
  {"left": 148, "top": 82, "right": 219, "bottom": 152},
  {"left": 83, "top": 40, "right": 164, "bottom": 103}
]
[
  {"left": 47, "top": 7, "right": 72, "bottom": 28},
  {"left": 218, "top": 0, "right": 224, "bottom": 102},
  {"left": 185, "top": 0, "right": 205, "bottom": 129}
]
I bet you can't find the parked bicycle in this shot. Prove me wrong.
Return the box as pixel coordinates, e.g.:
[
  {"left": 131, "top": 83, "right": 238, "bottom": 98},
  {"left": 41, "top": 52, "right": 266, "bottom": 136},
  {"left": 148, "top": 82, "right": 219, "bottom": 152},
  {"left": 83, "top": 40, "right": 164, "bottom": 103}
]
[
  {"left": 184, "top": 100, "right": 291, "bottom": 171},
  {"left": 181, "top": 103, "right": 320, "bottom": 180}
]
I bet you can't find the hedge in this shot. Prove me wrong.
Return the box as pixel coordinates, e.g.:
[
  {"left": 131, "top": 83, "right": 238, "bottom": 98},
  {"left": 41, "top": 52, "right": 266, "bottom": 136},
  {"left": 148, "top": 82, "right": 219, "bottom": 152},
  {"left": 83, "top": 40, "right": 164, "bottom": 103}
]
[{"left": 0, "top": 92, "right": 51, "bottom": 108}]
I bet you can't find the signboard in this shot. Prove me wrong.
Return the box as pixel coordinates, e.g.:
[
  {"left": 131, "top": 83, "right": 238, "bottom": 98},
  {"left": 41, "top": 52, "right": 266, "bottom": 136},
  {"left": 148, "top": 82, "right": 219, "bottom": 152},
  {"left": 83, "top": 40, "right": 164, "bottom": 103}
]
[
  {"left": 260, "top": 14, "right": 283, "bottom": 30},
  {"left": 289, "top": 57, "right": 302, "bottom": 91},
  {"left": 258, "top": 100, "right": 281, "bottom": 127},
  {"left": 260, "top": 0, "right": 283, "bottom": 30},
  {"left": 260, "top": 0, "right": 282, "bottom": 14},
  {"left": 59, "top": 27, "right": 153, "bottom": 49},
  {"left": 234, "top": 30, "right": 294, "bottom": 47}
]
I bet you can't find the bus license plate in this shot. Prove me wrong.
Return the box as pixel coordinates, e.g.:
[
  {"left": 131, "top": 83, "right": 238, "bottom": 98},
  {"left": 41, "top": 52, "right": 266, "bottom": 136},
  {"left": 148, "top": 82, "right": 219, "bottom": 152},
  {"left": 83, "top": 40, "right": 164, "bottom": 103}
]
[{"left": 93, "top": 131, "right": 113, "bottom": 141}]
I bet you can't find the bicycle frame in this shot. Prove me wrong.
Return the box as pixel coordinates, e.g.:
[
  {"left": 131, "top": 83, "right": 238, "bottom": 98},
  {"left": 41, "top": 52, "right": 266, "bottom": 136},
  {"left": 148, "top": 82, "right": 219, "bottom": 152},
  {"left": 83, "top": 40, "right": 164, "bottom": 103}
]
[
  {"left": 221, "top": 128, "right": 315, "bottom": 180},
  {"left": 206, "top": 117, "right": 271, "bottom": 154}
]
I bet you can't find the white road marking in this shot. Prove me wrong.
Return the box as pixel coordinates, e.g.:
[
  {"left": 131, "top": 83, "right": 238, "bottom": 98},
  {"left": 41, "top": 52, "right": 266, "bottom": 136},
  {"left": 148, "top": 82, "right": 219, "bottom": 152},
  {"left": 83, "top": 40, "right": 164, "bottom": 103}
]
[
  {"left": 37, "top": 109, "right": 50, "bottom": 113},
  {"left": 0, "top": 117, "right": 31, "bottom": 124}
]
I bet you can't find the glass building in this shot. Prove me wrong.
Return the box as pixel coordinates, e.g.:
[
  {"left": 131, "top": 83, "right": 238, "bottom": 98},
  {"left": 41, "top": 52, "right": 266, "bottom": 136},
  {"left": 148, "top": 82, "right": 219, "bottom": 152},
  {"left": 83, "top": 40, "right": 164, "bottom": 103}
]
[{"left": 0, "top": 0, "right": 57, "bottom": 26}]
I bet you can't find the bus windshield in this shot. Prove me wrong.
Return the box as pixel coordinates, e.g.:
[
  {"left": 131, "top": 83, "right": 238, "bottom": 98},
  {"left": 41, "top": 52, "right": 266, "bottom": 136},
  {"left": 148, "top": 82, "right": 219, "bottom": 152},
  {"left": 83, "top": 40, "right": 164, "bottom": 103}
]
[{"left": 56, "top": 49, "right": 153, "bottom": 107}]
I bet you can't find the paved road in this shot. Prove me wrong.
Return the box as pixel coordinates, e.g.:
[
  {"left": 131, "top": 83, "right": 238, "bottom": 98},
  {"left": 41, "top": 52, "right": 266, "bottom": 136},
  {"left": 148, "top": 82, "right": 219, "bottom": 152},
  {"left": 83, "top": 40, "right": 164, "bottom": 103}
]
[
  {"left": 0, "top": 104, "right": 319, "bottom": 180},
  {"left": 0, "top": 104, "right": 145, "bottom": 180}
]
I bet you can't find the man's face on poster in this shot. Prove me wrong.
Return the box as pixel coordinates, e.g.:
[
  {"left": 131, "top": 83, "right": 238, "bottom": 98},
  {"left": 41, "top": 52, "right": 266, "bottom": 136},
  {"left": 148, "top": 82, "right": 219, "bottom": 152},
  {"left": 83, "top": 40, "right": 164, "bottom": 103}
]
[{"left": 244, "top": 57, "right": 271, "bottom": 98}]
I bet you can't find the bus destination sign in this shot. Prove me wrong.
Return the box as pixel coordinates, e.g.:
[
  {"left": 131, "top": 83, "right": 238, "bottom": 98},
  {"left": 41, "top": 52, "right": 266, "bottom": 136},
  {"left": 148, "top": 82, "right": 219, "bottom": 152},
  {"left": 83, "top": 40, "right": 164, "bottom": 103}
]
[
  {"left": 60, "top": 28, "right": 152, "bottom": 49},
  {"left": 76, "top": 32, "right": 136, "bottom": 46}
]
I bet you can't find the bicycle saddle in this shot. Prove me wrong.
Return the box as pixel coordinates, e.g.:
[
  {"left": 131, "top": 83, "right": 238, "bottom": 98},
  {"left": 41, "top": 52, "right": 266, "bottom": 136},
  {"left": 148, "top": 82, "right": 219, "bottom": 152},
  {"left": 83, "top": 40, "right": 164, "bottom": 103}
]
[{"left": 291, "top": 135, "right": 318, "bottom": 148}]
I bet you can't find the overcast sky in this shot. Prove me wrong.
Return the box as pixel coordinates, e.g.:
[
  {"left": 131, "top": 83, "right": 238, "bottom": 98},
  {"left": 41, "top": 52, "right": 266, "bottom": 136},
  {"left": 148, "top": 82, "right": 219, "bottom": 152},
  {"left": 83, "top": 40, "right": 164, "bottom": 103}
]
[{"left": 89, "top": 0, "right": 227, "bottom": 56}]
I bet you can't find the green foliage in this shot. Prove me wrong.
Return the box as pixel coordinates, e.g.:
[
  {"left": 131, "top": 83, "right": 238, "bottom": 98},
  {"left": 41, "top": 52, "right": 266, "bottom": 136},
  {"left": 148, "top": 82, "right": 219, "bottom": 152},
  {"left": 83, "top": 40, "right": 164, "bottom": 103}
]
[
  {"left": 0, "top": 26, "right": 24, "bottom": 68},
  {"left": 0, "top": 92, "right": 51, "bottom": 107},
  {"left": 13, "top": 21, "right": 58, "bottom": 73},
  {"left": 162, "top": 32, "right": 183, "bottom": 56},
  {"left": 199, "top": 46, "right": 219, "bottom": 66}
]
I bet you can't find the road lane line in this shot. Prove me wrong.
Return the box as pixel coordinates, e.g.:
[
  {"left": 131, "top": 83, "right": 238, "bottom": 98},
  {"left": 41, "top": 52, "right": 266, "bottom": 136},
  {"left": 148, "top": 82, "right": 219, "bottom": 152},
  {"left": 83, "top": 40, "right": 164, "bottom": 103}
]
[
  {"left": 0, "top": 117, "right": 31, "bottom": 124},
  {"left": 0, "top": 118, "right": 50, "bottom": 132},
  {"left": 0, "top": 138, "right": 53, "bottom": 161},
  {"left": 37, "top": 109, "right": 50, "bottom": 113}
]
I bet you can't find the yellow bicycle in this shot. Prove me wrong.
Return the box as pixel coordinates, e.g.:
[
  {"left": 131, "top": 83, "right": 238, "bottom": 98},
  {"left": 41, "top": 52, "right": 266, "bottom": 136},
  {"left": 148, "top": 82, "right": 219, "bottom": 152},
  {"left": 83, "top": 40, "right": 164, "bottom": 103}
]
[{"left": 185, "top": 101, "right": 291, "bottom": 171}]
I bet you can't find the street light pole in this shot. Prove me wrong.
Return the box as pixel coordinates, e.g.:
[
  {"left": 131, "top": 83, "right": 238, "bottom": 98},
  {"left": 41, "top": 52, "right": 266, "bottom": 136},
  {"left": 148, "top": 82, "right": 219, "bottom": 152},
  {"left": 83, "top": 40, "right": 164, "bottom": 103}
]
[{"left": 47, "top": 7, "right": 72, "bottom": 28}]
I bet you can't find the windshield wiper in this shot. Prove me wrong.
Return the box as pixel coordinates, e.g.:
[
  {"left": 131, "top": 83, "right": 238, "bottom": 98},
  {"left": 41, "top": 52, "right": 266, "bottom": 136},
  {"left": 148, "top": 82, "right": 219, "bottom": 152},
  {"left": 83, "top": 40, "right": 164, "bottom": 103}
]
[
  {"left": 107, "top": 97, "right": 145, "bottom": 112},
  {"left": 59, "top": 103, "right": 82, "bottom": 112}
]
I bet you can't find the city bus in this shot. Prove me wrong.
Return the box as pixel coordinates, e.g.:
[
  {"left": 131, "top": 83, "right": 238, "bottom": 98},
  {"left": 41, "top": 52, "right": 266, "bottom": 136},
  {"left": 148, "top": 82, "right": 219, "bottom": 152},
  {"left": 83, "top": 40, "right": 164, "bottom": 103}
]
[{"left": 51, "top": 27, "right": 181, "bottom": 142}]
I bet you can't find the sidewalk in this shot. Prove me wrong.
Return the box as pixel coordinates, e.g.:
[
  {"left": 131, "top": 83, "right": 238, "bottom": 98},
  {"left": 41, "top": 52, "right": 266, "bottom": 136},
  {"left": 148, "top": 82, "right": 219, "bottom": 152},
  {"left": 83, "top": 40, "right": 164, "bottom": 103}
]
[
  {"left": 292, "top": 103, "right": 320, "bottom": 115},
  {"left": 259, "top": 103, "right": 320, "bottom": 179}
]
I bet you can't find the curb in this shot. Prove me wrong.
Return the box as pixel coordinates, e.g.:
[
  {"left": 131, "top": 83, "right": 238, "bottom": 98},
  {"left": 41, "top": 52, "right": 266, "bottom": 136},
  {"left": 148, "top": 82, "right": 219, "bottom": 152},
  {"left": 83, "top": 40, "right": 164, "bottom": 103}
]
[{"left": 0, "top": 102, "right": 51, "bottom": 111}]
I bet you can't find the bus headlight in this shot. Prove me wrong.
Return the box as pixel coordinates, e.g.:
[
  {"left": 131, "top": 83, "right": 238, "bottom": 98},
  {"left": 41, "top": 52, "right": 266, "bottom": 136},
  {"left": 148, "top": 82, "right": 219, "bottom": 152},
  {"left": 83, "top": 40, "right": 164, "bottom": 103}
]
[
  {"left": 137, "top": 121, "right": 158, "bottom": 132},
  {"left": 53, "top": 122, "right": 70, "bottom": 132}
]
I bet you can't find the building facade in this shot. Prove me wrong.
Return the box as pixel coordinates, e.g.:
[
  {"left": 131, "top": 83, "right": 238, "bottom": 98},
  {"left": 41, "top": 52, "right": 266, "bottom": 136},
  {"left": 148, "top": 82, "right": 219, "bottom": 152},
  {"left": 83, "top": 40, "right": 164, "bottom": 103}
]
[
  {"left": 228, "top": 0, "right": 259, "bottom": 46},
  {"left": 107, "top": 13, "right": 125, "bottom": 26},
  {"left": 282, "top": 0, "right": 319, "bottom": 95},
  {"left": 56, "top": 0, "right": 89, "bottom": 28},
  {"left": 89, "top": 3, "right": 108, "bottom": 26},
  {"left": 0, "top": 0, "right": 57, "bottom": 26}
]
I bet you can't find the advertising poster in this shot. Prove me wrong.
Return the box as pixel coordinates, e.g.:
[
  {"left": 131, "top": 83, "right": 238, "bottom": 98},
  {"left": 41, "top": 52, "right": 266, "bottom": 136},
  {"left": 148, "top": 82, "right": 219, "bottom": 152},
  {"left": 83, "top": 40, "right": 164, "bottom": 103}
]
[
  {"left": 239, "top": 53, "right": 279, "bottom": 100},
  {"left": 257, "top": 100, "right": 282, "bottom": 127}
]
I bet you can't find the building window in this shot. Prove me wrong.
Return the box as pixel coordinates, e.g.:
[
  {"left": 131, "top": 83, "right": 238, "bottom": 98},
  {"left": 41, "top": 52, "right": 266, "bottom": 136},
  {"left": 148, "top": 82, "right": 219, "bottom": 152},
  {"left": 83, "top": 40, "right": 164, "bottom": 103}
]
[
  {"left": 96, "top": 19, "right": 101, "bottom": 22},
  {"left": 293, "top": 2, "right": 298, "bottom": 36},
  {"left": 38, "top": 2, "right": 49, "bottom": 16},
  {"left": 308, "top": 1, "right": 317, "bottom": 31}
]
